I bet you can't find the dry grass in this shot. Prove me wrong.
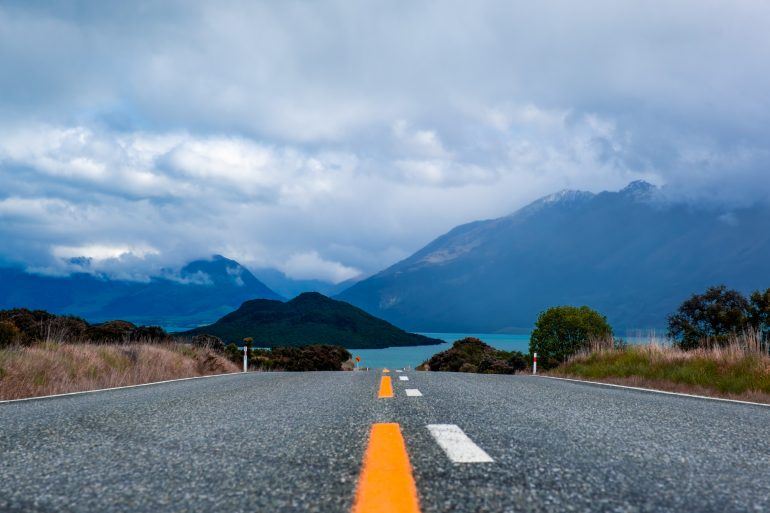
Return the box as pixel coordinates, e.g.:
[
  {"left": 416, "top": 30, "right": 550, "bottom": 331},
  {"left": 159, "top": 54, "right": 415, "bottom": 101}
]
[
  {"left": 0, "top": 341, "right": 239, "bottom": 400},
  {"left": 551, "top": 332, "right": 770, "bottom": 404}
]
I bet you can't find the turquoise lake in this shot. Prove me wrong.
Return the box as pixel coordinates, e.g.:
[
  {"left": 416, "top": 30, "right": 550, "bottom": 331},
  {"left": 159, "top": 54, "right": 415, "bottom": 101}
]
[{"left": 352, "top": 333, "right": 531, "bottom": 369}]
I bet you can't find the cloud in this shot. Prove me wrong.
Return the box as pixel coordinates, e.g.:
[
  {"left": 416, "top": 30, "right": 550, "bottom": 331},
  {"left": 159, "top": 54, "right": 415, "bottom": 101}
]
[
  {"left": 280, "top": 251, "right": 361, "bottom": 284},
  {"left": 52, "top": 244, "right": 158, "bottom": 261},
  {"left": 0, "top": 1, "right": 769, "bottom": 280}
]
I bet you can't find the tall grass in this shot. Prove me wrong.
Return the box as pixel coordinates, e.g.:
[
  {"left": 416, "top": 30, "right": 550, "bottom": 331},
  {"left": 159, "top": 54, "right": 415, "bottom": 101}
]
[
  {"left": 0, "top": 341, "right": 239, "bottom": 400},
  {"left": 552, "top": 331, "right": 770, "bottom": 403}
]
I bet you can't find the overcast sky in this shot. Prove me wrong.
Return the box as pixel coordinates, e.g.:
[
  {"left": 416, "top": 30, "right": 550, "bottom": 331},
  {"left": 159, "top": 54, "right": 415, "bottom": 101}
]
[{"left": 1, "top": 1, "right": 769, "bottom": 282}]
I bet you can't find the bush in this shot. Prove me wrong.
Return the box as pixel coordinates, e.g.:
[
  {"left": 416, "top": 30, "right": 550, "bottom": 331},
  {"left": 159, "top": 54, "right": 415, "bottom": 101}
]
[
  {"left": 0, "top": 321, "right": 21, "bottom": 348},
  {"left": 250, "top": 345, "right": 351, "bottom": 371},
  {"left": 0, "top": 309, "right": 171, "bottom": 345},
  {"left": 750, "top": 289, "right": 770, "bottom": 341},
  {"left": 419, "top": 337, "right": 527, "bottom": 374},
  {"left": 191, "top": 334, "right": 225, "bottom": 352},
  {"left": 0, "top": 309, "right": 89, "bottom": 345},
  {"left": 529, "top": 306, "right": 613, "bottom": 369},
  {"left": 129, "top": 326, "right": 171, "bottom": 342},
  {"left": 668, "top": 285, "right": 752, "bottom": 350},
  {"left": 224, "top": 343, "right": 242, "bottom": 364},
  {"left": 85, "top": 320, "right": 137, "bottom": 343}
]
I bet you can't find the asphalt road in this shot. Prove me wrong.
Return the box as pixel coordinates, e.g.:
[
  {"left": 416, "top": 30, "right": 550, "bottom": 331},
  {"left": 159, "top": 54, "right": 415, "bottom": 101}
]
[{"left": 3, "top": 371, "right": 770, "bottom": 512}]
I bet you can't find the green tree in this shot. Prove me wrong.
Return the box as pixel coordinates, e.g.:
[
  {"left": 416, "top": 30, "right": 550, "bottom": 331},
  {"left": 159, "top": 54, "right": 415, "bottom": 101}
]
[
  {"left": 529, "top": 306, "right": 613, "bottom": 369},
  {"left": 0, "top": 321, "right": 21, "bottom": 348},
  {"left": 667, "top": 285, "right": 751, "bottom": 350},
  {"left": 749, "top": 288, "right": 770, "bottom": 340},
  {"left": 223, "top": 343, "right": 241, "bottom": 364}
]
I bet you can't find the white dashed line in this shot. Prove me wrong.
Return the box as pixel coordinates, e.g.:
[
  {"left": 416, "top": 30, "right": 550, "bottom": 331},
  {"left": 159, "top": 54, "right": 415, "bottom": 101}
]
[
  {"left": 399, "top": 376, "right": 409, "bottom": 381},
  {"left": 405, "top": 389, "right": 423, "bottom": 397},
  {"left": 395, "top": 369, "right": 403, "bottom": 373},
  {"left": 427, "top": 424, "right": 494, "bottom": 463}
]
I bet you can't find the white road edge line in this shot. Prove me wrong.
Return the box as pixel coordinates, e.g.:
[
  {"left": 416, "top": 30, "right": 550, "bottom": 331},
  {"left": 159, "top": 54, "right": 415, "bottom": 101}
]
[
  {"left": 405, "top": 389, "right": 423, "bottom": 397},
  {"left": 399, "top": 376, "right": 409, "bottom": 381},
  {"left": 537, "top": 375, "right": 770, "bottom": 408},
  {"left": 427, "top": 424, "right": 494, "bottom": 463},
  {"left": 0, "top": 371, "right": 246, "bottom": 405}
]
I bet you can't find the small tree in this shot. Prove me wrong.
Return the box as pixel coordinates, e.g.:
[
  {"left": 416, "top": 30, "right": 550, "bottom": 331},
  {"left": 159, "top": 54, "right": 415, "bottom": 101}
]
[
  {"left": 667, "top": 285, "right": 751, "bottom": 350},
  {"left": 0, "top": 321, "right": 21, "bottom": 348},
  {"left": 529, "top": 306, "right": 612, "bottom": 369},
  {"left": 224, "top": 343, "right": 241, "bottom": 364},
  {"left": 749, "top": 288, "right": 770, "bottom": 341}
]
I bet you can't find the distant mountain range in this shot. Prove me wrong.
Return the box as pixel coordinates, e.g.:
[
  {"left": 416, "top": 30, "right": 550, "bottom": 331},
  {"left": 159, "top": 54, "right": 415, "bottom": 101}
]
[
  {"left": 0, "top": 255, "right": 281, "bottom": 329},
  {"left": 251, "top": 268, "right": 359, "bottom": 299},
  {"left": 182, "top": 292, "right": 442, "bottom": 349},
  {"left": 337, "top": 181, "right": 770, "bottom": 332},
  {"left": 5, "top": 181, "right": 770, "bottom": 334}
]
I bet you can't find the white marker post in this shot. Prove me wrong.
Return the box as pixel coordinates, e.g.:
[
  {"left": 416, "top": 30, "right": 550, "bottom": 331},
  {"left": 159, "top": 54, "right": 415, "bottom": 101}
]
[
  {"left": 533, "top": 352, "right": 537, "bottom": 375},
  {"left": 243, "top": 346, "right": 248, "bottom": 373}
]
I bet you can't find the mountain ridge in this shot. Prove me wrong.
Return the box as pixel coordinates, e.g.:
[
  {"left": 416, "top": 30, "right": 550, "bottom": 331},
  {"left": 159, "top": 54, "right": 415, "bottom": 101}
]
[
  {"left": 0, "top": 255, "right": 282, "bottom": 328},
  {"left": 181, "top": 291, "right": 443, "bottom": 349},
  {"left": 336, "top": 181, "right": 770, "bottom": 332}
]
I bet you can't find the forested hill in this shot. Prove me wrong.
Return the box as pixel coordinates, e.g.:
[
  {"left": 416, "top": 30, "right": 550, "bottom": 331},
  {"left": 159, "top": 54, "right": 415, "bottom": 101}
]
[{"left": 182, "top": 292, "right": 442, "bottom": 349}]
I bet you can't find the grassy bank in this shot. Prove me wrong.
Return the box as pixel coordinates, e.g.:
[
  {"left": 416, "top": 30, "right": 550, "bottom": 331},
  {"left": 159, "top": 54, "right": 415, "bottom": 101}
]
[
  {"left": 551, "top": 342, "right": 770, "bottom": 404},
  {"left": 0, "top": 342, "right": 239, "bottom": 401}
]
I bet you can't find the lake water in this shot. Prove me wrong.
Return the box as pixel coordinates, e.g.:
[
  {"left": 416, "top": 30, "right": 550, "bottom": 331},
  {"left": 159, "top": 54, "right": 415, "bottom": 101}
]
[{"left": 352, "top": 333, "right": 531, "bottom": 369}]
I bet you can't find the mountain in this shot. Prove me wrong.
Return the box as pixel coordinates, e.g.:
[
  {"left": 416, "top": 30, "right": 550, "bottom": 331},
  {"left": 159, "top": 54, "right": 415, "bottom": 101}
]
[
  {"left": 251, "top": 268, "right": 361, "bottom": 299},
  {"left": 0, "top": 255, "right": 282, "bottom": 328},
  {"left": 181, "top": 292, "right": 443, "bottom": 349},
  {"left": 336, "top": 181, "right": 770, "bottom": 332}
]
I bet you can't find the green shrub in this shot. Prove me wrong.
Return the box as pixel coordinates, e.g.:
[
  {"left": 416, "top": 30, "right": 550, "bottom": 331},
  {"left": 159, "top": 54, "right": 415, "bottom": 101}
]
[
  {"left": 0, "top": 321, "right": 21, "bottom": 348},
  {"left": 250, "top": 345, "right": 351, "bottom": 371},
  {"left": 224, "top": 343, "right": 242, "bottom": 364},
  {"left": 529, "top": 306, "right": 612, "bottom": 369},
  {"left": 419, "top": 337, "right": 527, "bottom": 374},
  {"left": 668, "top": 285, "right": 751, "bottom": 350},
  {"left": 191, "top": 334, "right": 225, "bottom": 352}
]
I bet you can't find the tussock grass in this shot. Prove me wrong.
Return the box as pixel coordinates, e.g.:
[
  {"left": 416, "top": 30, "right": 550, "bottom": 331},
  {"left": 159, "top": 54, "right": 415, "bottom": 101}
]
[
  {"left": 552, "top": 333, "right": 770, "bottom": 403},
  {"left": 0, "top": 341, "right": 239, "bottom": 400}
]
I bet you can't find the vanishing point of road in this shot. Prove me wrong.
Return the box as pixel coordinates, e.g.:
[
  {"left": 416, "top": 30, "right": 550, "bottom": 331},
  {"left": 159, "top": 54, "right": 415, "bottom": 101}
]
[{"left": 2, "top": 370, "right": 769, "bottom": 512}]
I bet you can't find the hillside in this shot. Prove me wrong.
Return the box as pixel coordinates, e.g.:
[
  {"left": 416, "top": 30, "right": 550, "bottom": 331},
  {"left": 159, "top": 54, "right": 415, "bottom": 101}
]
[
  {"left": 182, "top": 292, "right": 442, "bottom": 349},
  {"left": 0, "top": 255, "right": 281, "bottom": 328},
  {"left": 337, "top": 181, "right": 770, "bottom": 332}
]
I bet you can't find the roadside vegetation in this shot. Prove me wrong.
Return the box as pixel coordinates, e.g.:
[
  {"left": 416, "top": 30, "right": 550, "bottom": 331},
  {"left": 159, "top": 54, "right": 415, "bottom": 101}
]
[
  {"left": 529, "top": 305, "right": 614, "bottom": 369},
  {"left": 417, "top": 337, "right": 527, "bottom": 374},
  {"left": 547, "top": 285, "right": 770, "bottom": 403},
  {"left": 0, "top": 308, "right": 357, "bottom": 400},
  {"left": 552, "top": 334, "right": 770, "bottom": 403},
  {"left": 247, "top": 344, "right": 352, "bottom": 371},
  {"left": 220, "top": 341, "right": 353, "bottom": 371},
  {"left": 0, "top": 342, "right": 238, "bottom": 401}
]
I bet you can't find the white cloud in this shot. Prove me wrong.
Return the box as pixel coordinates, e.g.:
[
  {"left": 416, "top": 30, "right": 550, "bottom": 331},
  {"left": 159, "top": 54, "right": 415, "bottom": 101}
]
[
  {"left": 392, "top": 120, "right": 451, "bottom": 159},
  {"left": 52, "top": 244, "right": 158, "bottom": 261},
  {"left": 0, "top": 1, "right": 769, "bottom": 281},
  {"left": 280, "top": 251, "right": 361, "bottom": 284}
]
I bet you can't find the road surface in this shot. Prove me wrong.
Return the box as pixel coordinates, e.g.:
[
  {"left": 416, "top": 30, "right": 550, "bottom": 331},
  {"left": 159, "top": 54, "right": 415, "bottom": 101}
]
[{"left": 2, "top": 370, "right": 770, "bottom": 512}]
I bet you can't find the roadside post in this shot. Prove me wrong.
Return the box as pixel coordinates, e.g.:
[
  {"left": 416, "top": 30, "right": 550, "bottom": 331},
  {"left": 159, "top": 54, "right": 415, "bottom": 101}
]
[
  {"left": 242, "top": 337, "right": 253, "bottom": 373},
  {"left": 533, "top": 352, "right": 537, "bottom": 375},
  {"left": 355, "top": 355, "right": 361, "bottom": 371}
]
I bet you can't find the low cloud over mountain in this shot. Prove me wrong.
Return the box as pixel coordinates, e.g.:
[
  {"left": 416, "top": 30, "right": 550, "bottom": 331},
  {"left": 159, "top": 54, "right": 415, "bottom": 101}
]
[
  {"left": 337, "top": 182, "right": 770, "bottom": 332},
  {"left": 2, "top": 1, "right": 770, "bottom": 281}
]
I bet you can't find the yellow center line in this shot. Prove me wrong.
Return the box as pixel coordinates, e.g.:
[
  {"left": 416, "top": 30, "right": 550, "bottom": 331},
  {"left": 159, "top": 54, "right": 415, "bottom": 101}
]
[
  {"left": 352, "top": 423, "right": 421, "bottom": 513},
  {"left": 377, "top": 376, "right": 394, "bottom": 398}
]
